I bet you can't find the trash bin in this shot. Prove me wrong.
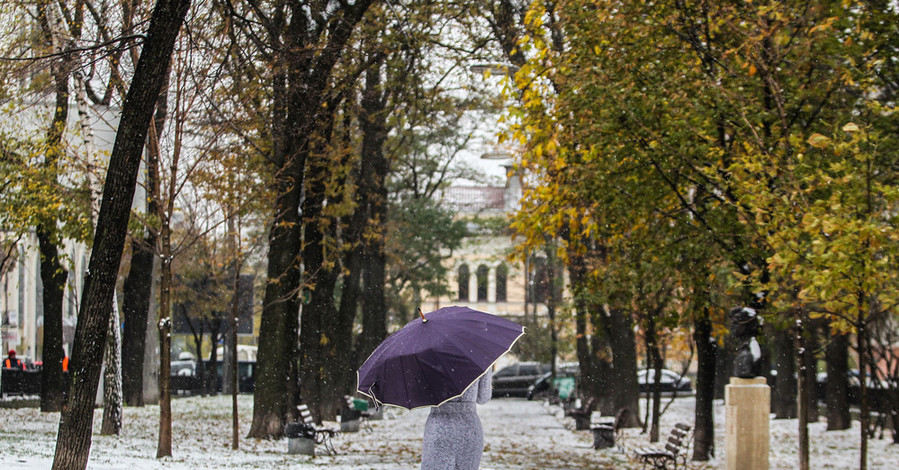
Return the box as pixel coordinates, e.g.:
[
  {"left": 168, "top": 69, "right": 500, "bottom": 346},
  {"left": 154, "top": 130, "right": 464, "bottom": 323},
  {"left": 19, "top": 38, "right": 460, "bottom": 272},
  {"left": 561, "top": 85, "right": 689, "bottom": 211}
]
[
  {"left": 285, "top": 422, "right": 315, "bottom": 455},
  {"left": 340, "top": 406, "right": 362, "bottom": 432},
  {"left": 592, "top": 424, "right": 615, "bottom": 449}
]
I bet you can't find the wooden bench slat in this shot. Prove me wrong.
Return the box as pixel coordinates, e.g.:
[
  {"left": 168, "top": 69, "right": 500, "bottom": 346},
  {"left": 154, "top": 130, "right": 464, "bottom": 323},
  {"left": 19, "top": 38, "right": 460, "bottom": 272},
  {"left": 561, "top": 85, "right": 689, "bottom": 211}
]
[{"left": 633, "top": 423, "right": 692, "bottom": 470}]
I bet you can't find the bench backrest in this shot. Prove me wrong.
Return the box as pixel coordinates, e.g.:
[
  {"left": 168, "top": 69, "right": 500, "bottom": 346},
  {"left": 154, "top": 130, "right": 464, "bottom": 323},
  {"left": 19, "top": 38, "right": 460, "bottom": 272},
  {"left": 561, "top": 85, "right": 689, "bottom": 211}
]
[
  {"left": 664, "top": 423, "right": 691, "bottom": 456},
  {"left": 297, "top": 404, "right": 315, "bottom": 426}
]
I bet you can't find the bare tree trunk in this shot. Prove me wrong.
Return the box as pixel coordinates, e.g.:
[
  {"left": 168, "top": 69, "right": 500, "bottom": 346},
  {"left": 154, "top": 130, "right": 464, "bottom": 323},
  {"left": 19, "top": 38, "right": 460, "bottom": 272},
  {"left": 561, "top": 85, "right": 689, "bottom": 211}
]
[
  {"left": 796, "top": 312, "right": 809, "bottom": 470},
  {"left": 856, "top": 294, "right": 869, "bottom": 470},
  {"left": 156, "top": 233, "right": 173, "bottom": 457},
  {"left": 36, "top": 0, "right": 75, "bottom": 412},
  {"left": 51, "top": 1, "right": 190, "bottom": 467},
  {"left": 692, "top": 305, "right": 717, "bottom": 461},
  {"left": 646, "top": 314, "right": 662, "bottom": 443},
  {"left": 227, "top": 209, "right": 240, "bottom": 450},
  {"left": 101, "top": 296, "right": 123, "bottom": 435},
  {"left": 773, "top": 327, "right": 797, "bottom": 419},
  {"left": 356, "top": 59, "right": 389, "bottom": 367},
  {"left": 38, "top": 230, "right": 68, "bottom": 413},
  {"left": 605, "top": 305, "right": 641, "bottom": 428},
  {"left": 122, "top": 84, "right": 167, "bottom": 407},
  {"left": 826, "top": 330, "right": 851, "bottom": 430}
]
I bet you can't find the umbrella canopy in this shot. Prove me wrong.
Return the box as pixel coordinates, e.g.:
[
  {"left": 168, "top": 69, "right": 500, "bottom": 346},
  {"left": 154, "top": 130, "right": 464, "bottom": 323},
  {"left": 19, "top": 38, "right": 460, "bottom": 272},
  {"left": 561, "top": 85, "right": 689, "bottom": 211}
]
[{"left": 356, "top": 305, "right": 524, "bottom": 410}]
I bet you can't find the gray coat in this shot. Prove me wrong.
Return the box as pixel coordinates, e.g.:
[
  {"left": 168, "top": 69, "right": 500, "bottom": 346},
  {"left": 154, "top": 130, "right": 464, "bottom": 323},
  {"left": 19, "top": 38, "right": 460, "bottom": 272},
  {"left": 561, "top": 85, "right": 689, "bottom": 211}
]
[{"left": 420, "top": 369, "right": 492, "bottom": 470}]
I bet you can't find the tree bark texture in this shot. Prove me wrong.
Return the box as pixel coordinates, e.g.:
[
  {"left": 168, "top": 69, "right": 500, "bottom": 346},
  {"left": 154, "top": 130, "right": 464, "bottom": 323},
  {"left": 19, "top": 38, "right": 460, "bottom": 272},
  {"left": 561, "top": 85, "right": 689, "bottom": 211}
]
[
  {"left": 773, "top": 327, "right": 797, "bottom": 419},
  {"left": 38, "top": 228, "right": 68, "bottom": 413},
  {"left": 51, "top": 0, "right": 190, "bottom": 467},
  {"left": 802, "top": 319, "right": 819, "bottom": 423},
  {"left": 692, "top": 306, "right": 717, "bottom": 461},
  {"left": 36, "top": 10, "right": 74, "bottom": 411},
  {"left": 299, "top": 110, "right": 343, "bottom": 420},
  {"left": 604, "top": 306, "right": 642, "bottom": 428},
  {"left": 100, "top": 297, "right": 123, "bottom": 435},
  {"left": 567, "top": 254, "right": 612, "bottom": 413},
  {"left": 357, "top": 60, "right": 389, "bottom": 366},
  {"left": 121, "top": 84, "right": 166, "bottom": 407},
  {"left": 646, "top": 315, "right": 662, "bottom": 443},
  {"left": 156, "top": 246, "right": 173, "bottom": 457},
  {"left": 122, "top": 240, "right": 155, "bottom": 406},
  {"left": 826, "top": 330, "right": 851, "bottom": 430},
  {"left": 250, "top": 0, "right": 376, "bottom": 437}
]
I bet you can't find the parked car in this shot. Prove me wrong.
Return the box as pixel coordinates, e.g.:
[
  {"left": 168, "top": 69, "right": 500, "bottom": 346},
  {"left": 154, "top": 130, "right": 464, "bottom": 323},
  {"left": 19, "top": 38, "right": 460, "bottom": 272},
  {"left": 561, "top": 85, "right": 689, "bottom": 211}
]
[
  {"left": 492, "top": 362, "right": 552, "bottom": 397},
  {"left": 526, "top": 363, "right": 579, "bottom": 400},
  {"left": 637, "top": 368, "right": 692, "bottom": 394},
  {"left": 815, "top": 369, "right": 891, "bottom": 411}
]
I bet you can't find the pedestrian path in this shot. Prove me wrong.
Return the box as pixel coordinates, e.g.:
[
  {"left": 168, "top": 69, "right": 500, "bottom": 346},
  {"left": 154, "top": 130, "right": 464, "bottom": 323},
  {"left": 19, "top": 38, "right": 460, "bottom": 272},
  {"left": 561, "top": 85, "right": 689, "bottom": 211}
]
[{"left": 322, "top": 397, "right": 633, "bottom": 469}]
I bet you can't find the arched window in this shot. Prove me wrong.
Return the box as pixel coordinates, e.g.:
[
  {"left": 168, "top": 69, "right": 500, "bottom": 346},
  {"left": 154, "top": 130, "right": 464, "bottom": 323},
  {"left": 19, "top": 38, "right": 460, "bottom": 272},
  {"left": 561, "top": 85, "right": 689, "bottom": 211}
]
[
  {"left": 495, "top": 264, "right": 508, "bottom": 302},
  {"left": 457, "top": 264, "right": 470, "bottom": 301},
  {"left": 476, "top": 265, "right": 489, "bottom": 301}
]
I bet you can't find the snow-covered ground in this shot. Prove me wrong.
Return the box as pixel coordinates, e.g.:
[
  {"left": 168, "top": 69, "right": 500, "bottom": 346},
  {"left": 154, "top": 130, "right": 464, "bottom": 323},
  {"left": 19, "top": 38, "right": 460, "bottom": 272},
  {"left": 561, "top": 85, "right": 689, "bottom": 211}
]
[{"left": 0, "top": 393, "right": 895, "bottom": 469}]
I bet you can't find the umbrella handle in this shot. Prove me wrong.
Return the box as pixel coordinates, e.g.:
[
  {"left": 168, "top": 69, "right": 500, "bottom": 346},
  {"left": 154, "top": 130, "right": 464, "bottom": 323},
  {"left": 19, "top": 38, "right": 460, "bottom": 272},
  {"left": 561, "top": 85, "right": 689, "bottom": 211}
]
[{"left": 418, "top": 307, "right": 427, "bottom": 323}]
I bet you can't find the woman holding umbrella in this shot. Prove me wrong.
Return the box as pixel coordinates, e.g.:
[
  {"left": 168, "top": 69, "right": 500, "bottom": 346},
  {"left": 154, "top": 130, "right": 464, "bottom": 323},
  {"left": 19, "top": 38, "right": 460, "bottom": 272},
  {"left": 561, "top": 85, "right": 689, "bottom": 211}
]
[
  {"left": 421, "top": 368, "right": 492, "bottom": 469},
  {"left": 356, "top": 306, "right": 524, "bottom": 470}
]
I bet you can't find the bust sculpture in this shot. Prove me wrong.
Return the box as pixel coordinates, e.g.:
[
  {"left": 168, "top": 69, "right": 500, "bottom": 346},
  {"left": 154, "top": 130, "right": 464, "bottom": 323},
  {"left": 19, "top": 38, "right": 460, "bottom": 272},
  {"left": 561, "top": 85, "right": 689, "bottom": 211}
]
[{"left": 730, "top": 306, "right": 763, "bottom": 378}]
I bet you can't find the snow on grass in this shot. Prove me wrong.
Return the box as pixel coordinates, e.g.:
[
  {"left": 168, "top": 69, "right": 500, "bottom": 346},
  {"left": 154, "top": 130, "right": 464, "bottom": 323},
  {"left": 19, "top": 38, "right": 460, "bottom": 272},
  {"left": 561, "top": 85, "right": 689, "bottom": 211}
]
[{"left": 1, "top": 392, "right": 895, "bottom": 469}]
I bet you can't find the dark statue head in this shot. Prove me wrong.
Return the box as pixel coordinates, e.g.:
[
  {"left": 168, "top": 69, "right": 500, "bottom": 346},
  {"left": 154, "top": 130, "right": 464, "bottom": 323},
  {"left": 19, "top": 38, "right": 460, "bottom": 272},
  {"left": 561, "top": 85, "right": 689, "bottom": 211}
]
[{"left": 730, "top": 307, "right": 761, "bottom": 339}]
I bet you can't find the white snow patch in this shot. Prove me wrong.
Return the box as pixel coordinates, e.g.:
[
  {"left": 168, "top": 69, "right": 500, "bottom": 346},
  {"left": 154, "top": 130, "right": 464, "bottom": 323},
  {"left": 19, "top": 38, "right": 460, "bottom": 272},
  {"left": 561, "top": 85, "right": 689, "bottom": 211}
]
[{"left": 749, "top": 337, "right": 762, "bottom": 360}]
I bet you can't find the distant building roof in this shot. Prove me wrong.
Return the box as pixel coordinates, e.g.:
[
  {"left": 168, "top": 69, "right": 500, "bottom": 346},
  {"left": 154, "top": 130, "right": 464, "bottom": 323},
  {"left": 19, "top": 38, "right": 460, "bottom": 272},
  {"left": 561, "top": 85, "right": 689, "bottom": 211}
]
[{"left": 441, "top": 186, "right": 506, "bottom": 213}]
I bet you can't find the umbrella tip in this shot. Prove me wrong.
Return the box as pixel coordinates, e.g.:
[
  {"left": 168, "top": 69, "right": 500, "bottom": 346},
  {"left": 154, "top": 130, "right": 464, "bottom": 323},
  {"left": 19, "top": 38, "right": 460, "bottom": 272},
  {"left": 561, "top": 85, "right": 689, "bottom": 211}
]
[{"left": 418, "top": 307, "right": 427, "bottom": 323}]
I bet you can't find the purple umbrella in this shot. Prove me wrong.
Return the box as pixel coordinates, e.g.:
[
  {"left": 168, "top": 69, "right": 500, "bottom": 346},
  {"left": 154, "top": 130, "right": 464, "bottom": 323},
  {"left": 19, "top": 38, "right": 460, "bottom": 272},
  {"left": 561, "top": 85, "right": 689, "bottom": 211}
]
[{"left": 356, "top": 305, "right": 524, "bottom": 410}]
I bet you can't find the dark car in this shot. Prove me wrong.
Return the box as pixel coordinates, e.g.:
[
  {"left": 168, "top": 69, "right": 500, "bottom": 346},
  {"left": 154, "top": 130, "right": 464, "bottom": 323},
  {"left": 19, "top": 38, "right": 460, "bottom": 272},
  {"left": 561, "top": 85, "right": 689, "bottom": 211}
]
[
  {"left": 816, "top": 369, "right": 889, "bottom": 411},
  {"left": 526, "top": 363, "right": 579, "bottom": 400},
  {"left": 492, "top": 362, "right": 551, "bottom": 397},
  {"left": 637, "top": 368, "right": 692, "bottom": 394}
]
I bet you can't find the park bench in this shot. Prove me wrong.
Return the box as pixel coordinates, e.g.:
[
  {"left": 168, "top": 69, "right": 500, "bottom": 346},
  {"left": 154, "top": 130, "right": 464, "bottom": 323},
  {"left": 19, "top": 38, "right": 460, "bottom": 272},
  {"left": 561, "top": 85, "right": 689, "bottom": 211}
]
[
  {"left": 591, "top": 407, "right": 630, "bottom": 450},
  {"left": 633, "top": 422, "right": 691, "bottom": 470},
  {"left": 342, "top": 395, "right": 374, "bottom": 432},
  {"left": 286, "top": 404, "right": 339, "bottom": 455},
  {"left": 564, "top": 396, "right": 596, "bottom": 430}
]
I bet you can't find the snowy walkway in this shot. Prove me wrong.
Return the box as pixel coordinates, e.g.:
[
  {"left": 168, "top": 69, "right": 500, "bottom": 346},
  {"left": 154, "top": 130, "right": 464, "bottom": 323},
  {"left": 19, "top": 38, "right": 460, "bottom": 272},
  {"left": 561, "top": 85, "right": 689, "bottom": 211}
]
[{"left": 0, "top": 395, "right": 632, "bottom": 469}]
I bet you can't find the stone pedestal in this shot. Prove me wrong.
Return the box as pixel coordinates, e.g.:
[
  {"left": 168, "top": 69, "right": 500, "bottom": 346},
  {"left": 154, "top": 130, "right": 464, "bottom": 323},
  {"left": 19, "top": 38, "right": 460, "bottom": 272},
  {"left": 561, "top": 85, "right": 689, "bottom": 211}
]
[{"left": 725, "top": 377, "right": 770, "bottom": 470}]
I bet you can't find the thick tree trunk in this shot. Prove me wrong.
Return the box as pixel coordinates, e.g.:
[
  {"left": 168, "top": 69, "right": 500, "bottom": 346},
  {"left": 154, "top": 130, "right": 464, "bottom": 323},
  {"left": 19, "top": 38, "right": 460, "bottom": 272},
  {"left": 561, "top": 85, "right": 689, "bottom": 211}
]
[
  {"left": 100, "top": 297, "right": 123, "bottom": 435},
  {"left": 37, "top": 19, "right": 73, "bottom": 412},
  {"left": 567, "top": 254, "right": 611, "bottom": 411},
  {"left": 299, "top": 133, "right": 343, "bottom": 420},
  {"left": 51, "top": 0, "right": 190, "bottom": 467},
  {"left": 249, "top": 52, "right": 303, "bottom": 437},
  {"left": 249, "top": 0, "right": 377, "bottom": 436},
  {"left": 604, "top": 306, "right": 641, "bottom": 427},
  {"left": 692, "top": 305, "right": 717, "bottom": 461},
  {"left": 38, "top": 228, "right": 68, "bottom": 413},
  {"left": 248, "top": 173, "right": 302, "bottom": 438},
  {"left": 122, "top": 239, "right": 155, "bottom": 406},
  {"left": 803, "top": 319, "right": 819, "bottom": 423},
  {"left": 646, "top": 315, "right": 662, "bottom": 442},
  {"left": 121, "top": 84, "right": 166, "bottom": 407},
  {"left": 773, "top": 327, "right": 797, "bottom": 419},
  {"left": 826, "top": 330, "right": 851, "bottom": 430},
  {"left": 357, "top": 60, "right": 390, "bottom": 365}
]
